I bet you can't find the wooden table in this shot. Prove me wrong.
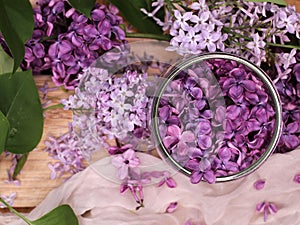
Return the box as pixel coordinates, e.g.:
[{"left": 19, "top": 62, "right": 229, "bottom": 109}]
[{"left": 0, "top": 76, "right": 72, "bottom": 209}]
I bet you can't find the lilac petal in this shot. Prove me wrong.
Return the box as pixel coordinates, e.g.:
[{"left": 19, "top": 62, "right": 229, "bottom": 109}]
[
  {"left": 190, "top": 87, "right": 203, "bottom": 99},
  {"left": 197, "top": 134, "right": 212, "bottom": 149},
  {"left": 166, "top": 177, "right": 177, "bottom": 188},
  {"left": 33, "top": 43, "right": 45, "bottom": 58},
  {"left": 123, "top": 149, "right": 135, "bottom": 160},
  {"left": 284, "top": 135, "right": 300, "bottom": 149},
  {"left": 118, "top": 164, "right": 129, "bottom": 180},
  {"left": 293, "top": 174, "right": 300, "bottom": 183},
  {"left": 166, "top": 202, "right": 178, "bottom": 213},
  {"left": 190, "top": 171, "right": 203, "bottom": 184},
  {"left": 59, "top": 40, "right": 73, "bottom": 55},
  {"left": 226, "top": 105, "right": 241, "bottom": 120},
  {"left": 196, "top": 120, "right": 211, "bottom": 135},
  {"left": 268, "top": 203, "right": 278, "bottom": 214},
  {"left": 229, "top": 85, "right": 243, "bottom": 100},
  {"left": 163, "top": 136, "right": 178, "bottom": 149},
  {"left": 91, "top": 9, "right": 105, "bottom": 21},
  {"left": 112, "top": 26, "right": 126, "bottom": 40},
  {"left": 254, "top": 179, "right": 265, "bottom": 190},
  {"left": 167, "top": 115, "right": 181, "bottom": 126},
  {"left": 177, "top": 142, "right": 189, "bottom": 155},
  {"left": 181, "top": 130, "right": 195, "bottom": 142},
  {"left": 157, "top": 179, "right": 166, "bottom": 187},
  {"left": 100, "top": 36, "right": 112, "bottom": 50},
  {"left": 240, "top": 80, "right": 257, "bottom": 92},
  {"left": 256, "top": 202, "right": 266, "bottom": 212},
  {"left": 199, "top": 158, "right": 211, "bottom": 171},
  {"left": 286, "top": 122, "right": 299, "bottom": 133},
  {"left": 166, "top": 125, "right": 181, "bottom": 138},
  {"left": 222, "top": 78, "right": 236, "bottom": 90},
  {"left": 185, "top": 159, "right": 199, "bottom": 171},
  {"left": 203, "top": 170, "right": 216, "bottom": 184},
  {"left": 218, "top": 147, "right": 231, "bottom": 161},
  {"left": 195, "top": 99, "right": 207, "bottom": 110},
  {"left": 246, "top": 118, "right": 261, "bottom": 131},
  {"left": 188, "top": 147, "right": 203, "bottom": 159},
  {"left": 159, "top": 105, "right": 171, "bottom": 121},
  {"left": 111, "top": 156, "right": 124, "bottom": 168},
  {"left": 98, "top": 19, "right": 112, "bottom": 35}
]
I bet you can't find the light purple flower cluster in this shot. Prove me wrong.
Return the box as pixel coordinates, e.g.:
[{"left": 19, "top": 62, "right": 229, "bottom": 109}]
[
  {"left": 144, "top": 0, "right": 300, "bottom": 66},
  {"left": 44, "top": 125, "right": 86, "bottom": 179},
  {"left": 19, "top": 0, "right": 126, "bottom": 89},
  {"left": 62, "top": 67, "right": 151, "bottom": 149},
  {"left": 111, "top": 146, "right": 176, "bottom": 209},
  {"left": 157, "top": 59, "right": 276, "bottom": 184}
]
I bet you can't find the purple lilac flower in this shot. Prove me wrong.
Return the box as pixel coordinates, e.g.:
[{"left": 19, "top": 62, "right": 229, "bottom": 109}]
[
  {"left": 111, "top": 149, "right": 140, "bottom": 180},
  {"left": 15, "top": 0, "right": 126, "bottom": 89},
  {"left": 256, "top": 201, "right": 278, "bottom": 222}
]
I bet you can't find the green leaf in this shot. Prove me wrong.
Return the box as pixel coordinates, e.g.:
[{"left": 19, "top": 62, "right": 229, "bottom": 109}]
[
  {"left": 13, "top": 153, "right": 29, "bottom": 179},
  {"left": 68, "top": 0, "right": 96, "bottom": 18},
  {"left": 0, "top": 70, "right": 44, "bottom": 154},
  {"left": 0, "top": 111, "right": 9, "bottom": 154},
  {"left": 245, "top": 0, "right": 287, "bottom": 5},
  {"left": 0, "top": 47, "right": 14, "bottom": 74},
  {"left": 0, "top": 0, "right": 34, "bottom": 73},
  {"left": 107, "top": 0, "right": 163, "bottom": 34},
  {"left": 32, "top": 205, "right": 79, "bottom": 225}
]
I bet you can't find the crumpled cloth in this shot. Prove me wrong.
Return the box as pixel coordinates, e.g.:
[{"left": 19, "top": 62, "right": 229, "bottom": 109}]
[{"left": 11, "top": 148, "right": 300, "bottom": 225}]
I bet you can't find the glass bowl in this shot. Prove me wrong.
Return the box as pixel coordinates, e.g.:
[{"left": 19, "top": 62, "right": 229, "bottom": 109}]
[{"left": 151, "top": 53, "right": 283, "bottom": 182}]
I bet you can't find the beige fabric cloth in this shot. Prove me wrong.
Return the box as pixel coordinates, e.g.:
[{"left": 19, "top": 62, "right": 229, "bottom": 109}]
[{"left": 10, "top": 148, "right": 300, "bottom": 225}]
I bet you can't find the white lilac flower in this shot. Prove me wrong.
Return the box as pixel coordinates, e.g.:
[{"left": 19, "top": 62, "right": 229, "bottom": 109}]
[{"left": 246, "top": 33, "right": 266, "bottom": 56}]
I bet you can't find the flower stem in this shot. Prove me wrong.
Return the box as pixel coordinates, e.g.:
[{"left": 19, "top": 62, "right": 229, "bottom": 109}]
[
  {"left": 43, "top": 103, "right": 64, "bottom": 112},
  {"left": 126, "top": 32, "right": 171, "bottom": 41},
  {"left": 0, "top": 197, "right": 32, "bottom": 225},
  {"left": 223, "top": 27, "right": 300, "bottom": 50}
]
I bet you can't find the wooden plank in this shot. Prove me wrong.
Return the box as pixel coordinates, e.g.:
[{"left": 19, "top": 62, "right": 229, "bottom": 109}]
[{"left": 0, "top": 76, "right": 72, "bottom": 208}]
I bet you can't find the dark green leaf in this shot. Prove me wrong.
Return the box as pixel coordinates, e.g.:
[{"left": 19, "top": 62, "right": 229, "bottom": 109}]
[
  {"left": 13, "top": 153, "right": 29, "bottom": 179},
  {"left": 0, "top": 111, "right": 9, "bottom": 154},
  {"left": 0, "top": 70, "right": 43, "bottom": 154},
  {"left": 0, "top": 0, "right": 34, "bottom": 73},
  {"left": 245, "top": 0, "right": 287, "bottom": 5},
  {"left": 68, "top": 0, "right": 96, "bottom": 18},
  {"left": 32, "top": 205, "right": 79, "bottom": 225},
  {"left": 107, "top": 0, "right": 163, "bottom": 34}
]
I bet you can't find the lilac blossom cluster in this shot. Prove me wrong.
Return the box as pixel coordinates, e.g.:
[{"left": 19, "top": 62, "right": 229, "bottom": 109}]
[
  {"left": 143, "top": 0, "right": 300, "bottom": 66},
  {"left": 18, "top": 0, "right": 126, "bottom": 89},
  {"left": 44, "top": 125, "right": 86, "bottom": 180},
  {"left": 274, "top": 51, "right": 300, "bottom": 152},
  {"left": 111, "top": 147, "right": 176, "bottom": 209},
  {"left": 62, "top": 67, "right": 151, "bottom": 148},
  {"left": 157, "top": 59, "right": 276, "bottom": 184}
]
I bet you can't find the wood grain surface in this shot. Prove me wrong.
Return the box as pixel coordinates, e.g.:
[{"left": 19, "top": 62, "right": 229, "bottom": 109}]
[{"left": 0, "top": 76, "right": 72, "bottom": 208}]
